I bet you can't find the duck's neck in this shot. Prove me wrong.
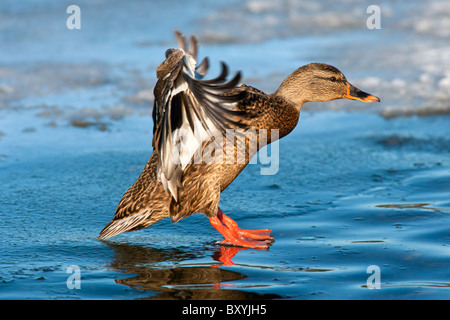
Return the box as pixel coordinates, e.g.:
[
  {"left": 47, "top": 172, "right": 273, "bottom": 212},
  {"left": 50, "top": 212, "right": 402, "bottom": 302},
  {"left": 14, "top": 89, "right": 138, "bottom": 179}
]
[{"left": 264, "top": 93, "right": 301, "bottom": 140}]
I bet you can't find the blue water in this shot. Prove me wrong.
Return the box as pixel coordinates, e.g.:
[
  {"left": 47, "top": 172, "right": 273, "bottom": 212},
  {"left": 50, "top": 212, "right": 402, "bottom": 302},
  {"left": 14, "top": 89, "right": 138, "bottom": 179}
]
[{"left": 0, "top": 0, "right": 449, "bottom": 300}]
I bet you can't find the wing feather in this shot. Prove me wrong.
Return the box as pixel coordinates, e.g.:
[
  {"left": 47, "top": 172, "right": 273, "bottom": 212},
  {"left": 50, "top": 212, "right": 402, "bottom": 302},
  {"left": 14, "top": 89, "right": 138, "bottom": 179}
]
[{"left": 152, "top": 31, "right": 250, "bottom": 201}]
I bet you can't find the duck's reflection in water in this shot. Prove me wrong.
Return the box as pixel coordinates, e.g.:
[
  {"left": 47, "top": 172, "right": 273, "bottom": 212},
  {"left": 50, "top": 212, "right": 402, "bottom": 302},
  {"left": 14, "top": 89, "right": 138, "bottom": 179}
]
[{"left": 102, "top": 241, "right": 280, "bottom": 300}]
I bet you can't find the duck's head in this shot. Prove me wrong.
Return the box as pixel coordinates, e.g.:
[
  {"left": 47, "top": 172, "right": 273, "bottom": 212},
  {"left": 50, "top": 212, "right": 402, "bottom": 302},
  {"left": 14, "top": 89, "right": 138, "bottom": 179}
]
[{"left": 275, "top": 63, "right": 380, "bottom": 108}]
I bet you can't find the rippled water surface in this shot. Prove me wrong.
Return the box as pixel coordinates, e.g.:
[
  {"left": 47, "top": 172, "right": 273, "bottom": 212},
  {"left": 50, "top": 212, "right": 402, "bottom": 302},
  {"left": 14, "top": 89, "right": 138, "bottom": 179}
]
[{"left": 0, "top": 0, "right": 449, "bottom": 300}]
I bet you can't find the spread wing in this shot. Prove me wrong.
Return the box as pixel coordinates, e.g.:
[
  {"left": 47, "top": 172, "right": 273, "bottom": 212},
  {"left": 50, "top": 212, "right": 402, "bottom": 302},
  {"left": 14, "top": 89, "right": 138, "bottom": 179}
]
[{"left": 152, "top": 31, "right": 249, "bottom": 201}]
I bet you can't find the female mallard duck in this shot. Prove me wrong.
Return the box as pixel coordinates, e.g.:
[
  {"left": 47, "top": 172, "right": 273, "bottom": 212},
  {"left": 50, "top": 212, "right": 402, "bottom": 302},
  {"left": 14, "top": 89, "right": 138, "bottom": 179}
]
[{"left": 98, "top": 31, "right": 379, "bottom": 248}]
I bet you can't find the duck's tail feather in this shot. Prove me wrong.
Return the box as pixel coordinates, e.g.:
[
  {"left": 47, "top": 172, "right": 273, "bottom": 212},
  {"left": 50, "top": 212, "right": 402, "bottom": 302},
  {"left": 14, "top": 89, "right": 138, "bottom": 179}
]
[{"left": 97, "top": 209, "right": 155, "bottom": 239}]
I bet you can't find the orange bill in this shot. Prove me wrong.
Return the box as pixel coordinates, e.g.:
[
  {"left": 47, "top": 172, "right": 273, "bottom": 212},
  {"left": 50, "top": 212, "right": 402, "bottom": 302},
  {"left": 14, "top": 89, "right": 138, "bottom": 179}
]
[{"left": 343, "top": 82, "right": 380, "bottom": 102}]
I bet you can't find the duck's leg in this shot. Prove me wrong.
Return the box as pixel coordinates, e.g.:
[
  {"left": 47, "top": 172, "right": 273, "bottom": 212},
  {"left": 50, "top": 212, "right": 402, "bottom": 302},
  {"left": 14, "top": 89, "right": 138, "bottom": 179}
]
[
  {"left": 209, "top": 208, "right": 273, "bottom": 249},
  {"left": 217, "top": 208, "right": 273, "bottom": 240}
]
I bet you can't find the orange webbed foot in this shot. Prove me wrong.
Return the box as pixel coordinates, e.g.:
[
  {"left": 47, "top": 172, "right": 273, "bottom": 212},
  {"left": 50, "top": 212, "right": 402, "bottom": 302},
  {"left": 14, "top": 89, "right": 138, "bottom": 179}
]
[{"left": 209, "top": 208, "right": 274, "bottom": 249}]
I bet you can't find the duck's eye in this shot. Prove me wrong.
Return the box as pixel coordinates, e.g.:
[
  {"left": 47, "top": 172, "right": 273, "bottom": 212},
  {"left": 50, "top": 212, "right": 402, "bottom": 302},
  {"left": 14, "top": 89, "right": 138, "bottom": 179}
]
[{"left": 330, "top": 76, "right": 337, "bottom": 82}]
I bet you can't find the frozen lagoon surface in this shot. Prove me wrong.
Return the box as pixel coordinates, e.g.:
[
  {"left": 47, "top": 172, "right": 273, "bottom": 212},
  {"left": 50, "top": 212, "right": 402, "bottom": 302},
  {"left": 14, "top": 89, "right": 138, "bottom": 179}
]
[{"left": 0, "top": 0, "right": 449, "bottom": 299}]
